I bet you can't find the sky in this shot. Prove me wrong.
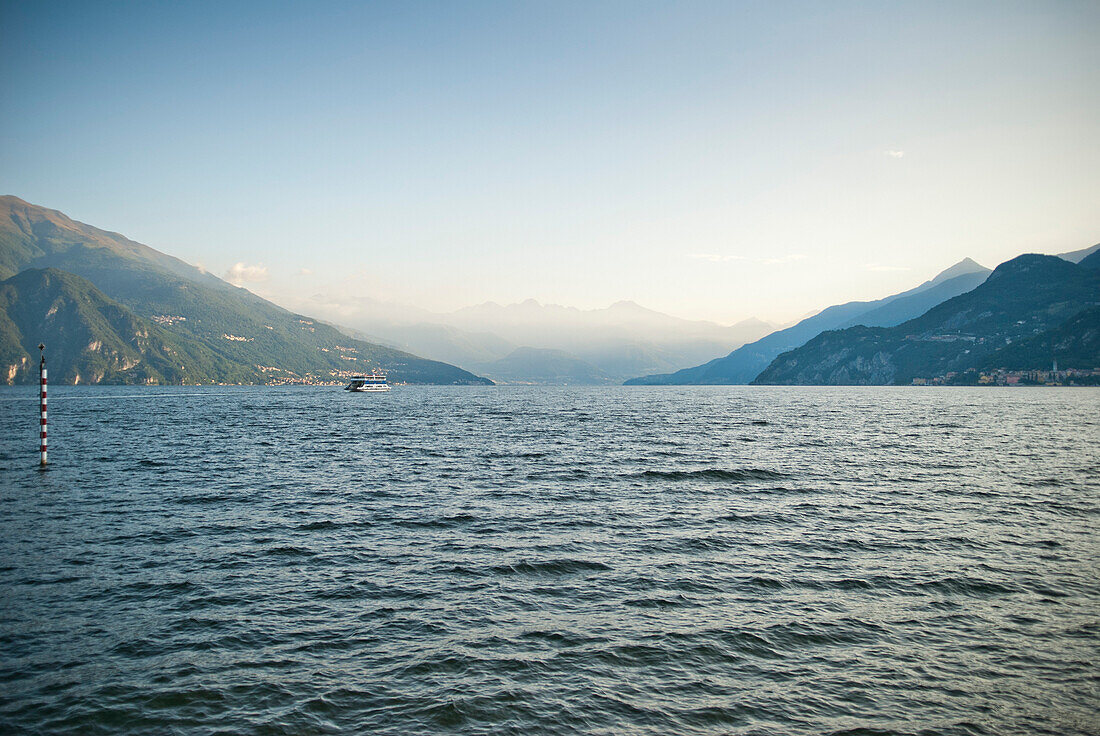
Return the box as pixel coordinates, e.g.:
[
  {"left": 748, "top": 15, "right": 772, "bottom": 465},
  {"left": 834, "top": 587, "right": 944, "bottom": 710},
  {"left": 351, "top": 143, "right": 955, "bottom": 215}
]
[{"left": 2, "top": 0, "right": 1098, "bottom": 324}]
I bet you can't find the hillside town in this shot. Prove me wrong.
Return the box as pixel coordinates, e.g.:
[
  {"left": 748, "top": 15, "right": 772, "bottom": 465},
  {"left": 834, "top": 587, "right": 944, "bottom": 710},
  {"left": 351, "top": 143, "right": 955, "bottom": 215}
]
[{"left": 913, "top": 366, "right": 1100, "bottom": 386}]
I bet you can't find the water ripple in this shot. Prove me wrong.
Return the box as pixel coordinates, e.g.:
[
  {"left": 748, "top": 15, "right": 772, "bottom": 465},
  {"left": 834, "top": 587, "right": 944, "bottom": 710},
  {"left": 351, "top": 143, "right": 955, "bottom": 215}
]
[{"left": 1, "top": 385, "right": 1098, "bottom": 735}]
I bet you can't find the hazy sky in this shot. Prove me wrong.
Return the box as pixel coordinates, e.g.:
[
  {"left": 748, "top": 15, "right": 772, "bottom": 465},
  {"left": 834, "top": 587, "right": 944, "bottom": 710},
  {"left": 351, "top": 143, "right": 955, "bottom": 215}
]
[{"left": 2, "top": 1, "right": 1098, "bottom": 323}]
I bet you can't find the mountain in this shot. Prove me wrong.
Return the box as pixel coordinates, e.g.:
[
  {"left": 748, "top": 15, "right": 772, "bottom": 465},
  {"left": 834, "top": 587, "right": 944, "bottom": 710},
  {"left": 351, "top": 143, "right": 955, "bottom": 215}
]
[
  {"left": 753, "top": 254, "right": 1100, "bottom": 385},
  {"left": 470, "top": 347, "right": 614, "bottom": 385},
  {"left": 0, "top": 196, "right": 491, "bottom": 385},
  {"left": 982, "top": 306, "right": 1100, "bottom": 372},
  {"left": 299, "top": 293, "right": 776, "bottom": 383},
  {"left": 834, "top": 268, "right": 992, "bottom": 330},
  {"left": 443, "top": 299, "right": 772, "bottom": 348},
  {"left": 343, "top": 321, "right": 520, "bottom": 371},
  {"left": 1, "top": 269, "right": 264, "bottom": 384},
  {"left": 625, "top": 258, "right": 991, "bottom": 385},
  {"left": 371, "top": 321, "right": 750, "bottom": 385},
  {"left": 981, "top": 251, "right": 1100, "bottom": 371},
  {"left": 1057, "top": 243, "right": 1100, "bottom": 264},
  {"left": 569, "top": 341, "right": 728, "bottom": 381}
]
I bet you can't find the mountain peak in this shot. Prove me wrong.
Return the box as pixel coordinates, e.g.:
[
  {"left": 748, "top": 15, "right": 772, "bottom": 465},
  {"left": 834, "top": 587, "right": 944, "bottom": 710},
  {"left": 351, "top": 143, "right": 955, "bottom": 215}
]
[
  {"left": 732, "top": 316, "right": 772, "bottom": 329},
  {"left": 604, "top": 300, "right": 659, "bottom": 317},
  {"left": 929, "top": 257, "right": 989, "bottom": 286},
  {"left": 752, "top": 250, "right": 1100, "bottom": 385}
]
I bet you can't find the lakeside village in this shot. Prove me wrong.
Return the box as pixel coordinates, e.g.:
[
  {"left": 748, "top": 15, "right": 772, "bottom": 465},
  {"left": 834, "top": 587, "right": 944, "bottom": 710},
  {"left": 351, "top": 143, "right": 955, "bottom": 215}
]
[
  {"left": 913, "top": 365, "right": 1100, "bottom": 386},
  {"left": 252, "top": 367, "right": 403, "bottom": 387},
  {"left": 240, "top": 338, "right": 401, "bottom": 386}
]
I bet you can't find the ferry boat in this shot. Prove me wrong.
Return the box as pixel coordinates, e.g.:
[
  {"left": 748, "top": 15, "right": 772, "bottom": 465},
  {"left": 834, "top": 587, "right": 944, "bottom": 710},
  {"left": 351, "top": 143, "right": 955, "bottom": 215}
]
[{"left": 344, "top": 372, "right": 391, "bottom": 392}]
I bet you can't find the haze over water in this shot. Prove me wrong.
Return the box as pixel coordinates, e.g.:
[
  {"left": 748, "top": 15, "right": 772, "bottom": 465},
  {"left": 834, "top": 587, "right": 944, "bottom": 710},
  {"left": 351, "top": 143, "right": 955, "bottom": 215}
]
[{"left": 1, "top": 385, "right": 1098, "bottom": 734}]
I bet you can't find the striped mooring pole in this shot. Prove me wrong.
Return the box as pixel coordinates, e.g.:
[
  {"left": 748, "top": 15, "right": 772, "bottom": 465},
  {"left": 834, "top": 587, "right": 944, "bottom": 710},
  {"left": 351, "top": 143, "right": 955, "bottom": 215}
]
[{"left": 38, "top": 343, "right": 47, "bottom": 466}]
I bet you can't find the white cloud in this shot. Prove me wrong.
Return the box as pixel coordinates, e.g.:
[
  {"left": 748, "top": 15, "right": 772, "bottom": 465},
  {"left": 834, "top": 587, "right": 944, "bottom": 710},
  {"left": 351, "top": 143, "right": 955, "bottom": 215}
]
[
  {"left": 224, "top": 262, "right": 269, "bottom": 285},
  {"left": 886, "top": 149, "right": 905, "bottom": 158},
  {"left": 298, "top": 268, "right": 314, "bottom": 276}
]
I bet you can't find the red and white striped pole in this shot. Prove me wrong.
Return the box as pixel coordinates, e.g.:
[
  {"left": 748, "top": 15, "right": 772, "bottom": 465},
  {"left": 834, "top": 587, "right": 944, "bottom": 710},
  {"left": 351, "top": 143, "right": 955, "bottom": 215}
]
[{"left": 38, "top": 343, "right": 47, "bottom": 466}]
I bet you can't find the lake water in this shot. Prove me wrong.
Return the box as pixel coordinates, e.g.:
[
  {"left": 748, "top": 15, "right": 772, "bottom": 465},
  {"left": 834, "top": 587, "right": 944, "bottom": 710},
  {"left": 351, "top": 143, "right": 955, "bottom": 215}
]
[{"left": 1, "top": 385, "right": 1098, "bottom": 734}]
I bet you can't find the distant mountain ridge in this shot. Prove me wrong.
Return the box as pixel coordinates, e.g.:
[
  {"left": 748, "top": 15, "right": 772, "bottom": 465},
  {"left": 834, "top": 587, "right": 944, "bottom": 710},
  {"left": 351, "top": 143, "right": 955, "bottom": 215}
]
[
  {"left": 7, "top": 195, "right": 1093, "bottom": 387},
  {"left": 311, "top": 294, "right": 776, "bottom": 384},
  {"left": 0, "top": 196, "right": 491, "bottom": 385},
  {"left": 625, "top": 258, "right": 992, "bottom": 385},
  {"left": 445, "top": 298, "right": 770, "bottom": 341},
  {"left": 1057, "top": 243, "right": 1100, "bottom": 263},
  {"left": 753, "top": 254, "right": 1100, "bottom": 385},
  {"left": 472, "top": 346, "right": 616, "bottom": 385}
]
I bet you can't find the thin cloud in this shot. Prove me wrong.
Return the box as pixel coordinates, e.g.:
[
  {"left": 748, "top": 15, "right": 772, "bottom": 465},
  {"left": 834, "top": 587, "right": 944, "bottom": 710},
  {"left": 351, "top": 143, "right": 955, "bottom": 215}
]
[
  {"left": 864, "top": 263, "right": 910, "bottom": 272},
  {"left": 689, "top": 253, "right": 748, "bottom": 263},
  {"left": 224, "top": 262, "right": 269, "bottom": 285},
  {"left": 885, "top": 149, "right": 905, "bottom": 158},
  {"left": 759, "top": 254, "right": 807, "bottom": 265},
  {"left": 689, "top": 253, "right": 806, "bottom": 266}
]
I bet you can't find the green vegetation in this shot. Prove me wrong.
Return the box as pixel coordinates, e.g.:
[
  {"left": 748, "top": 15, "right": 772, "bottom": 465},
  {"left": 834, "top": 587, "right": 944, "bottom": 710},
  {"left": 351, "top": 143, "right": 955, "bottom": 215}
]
[
  {"left": 753, "top": 255, "right": 1100, "bottom": 385},
  {"left": 625, "top": 263, "right": 991, "bottom": 385},
  {"left": 1, "top": 269, "right": 263, "bottom": 384},
  {"left": 982, "top": 306, "right": 1100, "bottom": 372},
  {"left": 0, "top": 196, "right": 492, "bottom": 385}
]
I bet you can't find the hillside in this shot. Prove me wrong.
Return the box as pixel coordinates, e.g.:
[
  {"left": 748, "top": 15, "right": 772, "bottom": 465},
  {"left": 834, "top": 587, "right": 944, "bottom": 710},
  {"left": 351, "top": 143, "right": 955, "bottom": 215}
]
[
  {"left": 0, "top": 196, "right": 491, "bottom": 385},
  {"left": 753, "top": 254, "right": 1100, "bottom": 385},
  {"left": 1, "top": 269, "right": 262, "bottom": 384},
  {"left": 981, "top": 306, "right": 1100, "bottom": 372},
  {"left": 625, "top": 259, "right": 991, "bottom": 385}
]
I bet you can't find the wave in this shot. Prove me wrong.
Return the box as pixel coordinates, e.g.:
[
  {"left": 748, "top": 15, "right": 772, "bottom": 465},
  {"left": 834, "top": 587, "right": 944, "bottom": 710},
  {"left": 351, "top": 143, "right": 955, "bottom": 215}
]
[
  {"left": 488, "top": 559, "right": 612, "bottom": 577},
  {"left": 394, "top": 513, "right": 478, "bottom": 529},
  {"left": 525, "top": 469, "right": 591, "bottom": 481},
  {"left": 483, "top": 450, "right": 549, "bottom": 459},
  {"left": 265, "top": 545, "right": 316, "bottom": 558},
  {"left": 680, "top": 535, "right": 740, "bottom": 551},
  {"left": 519, "top": 629, "right": 601, "bottom": 648},
  {"left": 297, "top": 520, "right": 341, "bottom": 530},
  {"left": 635, "top": 468, "right": 787, "bottom": 482},
  {"left": 624, "top": 593, "right": 699, "bottom": 609},
  {"left": 913, "top": 576, "right": 1017, "bottom": 597},
  {"left": 719, "top": 511, "right": 783, "bottom": 524}
]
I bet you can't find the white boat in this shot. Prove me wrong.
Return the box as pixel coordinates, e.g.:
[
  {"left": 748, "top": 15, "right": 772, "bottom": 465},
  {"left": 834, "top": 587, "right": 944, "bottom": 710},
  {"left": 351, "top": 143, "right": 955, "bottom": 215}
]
[{"left": 345, "top": 372, "right": 391, "bottom": 392}]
